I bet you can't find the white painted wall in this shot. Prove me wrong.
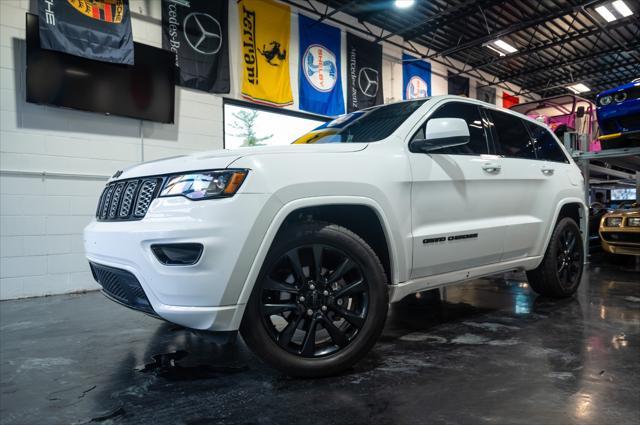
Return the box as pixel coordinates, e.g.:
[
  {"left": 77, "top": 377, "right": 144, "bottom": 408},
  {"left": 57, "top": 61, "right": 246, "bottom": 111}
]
[
  {"left": 0, "top": 0, "right": 536, "bottom": 299},
  {"left": 0, "top": 0, "right": 224, "bottom": 299}
]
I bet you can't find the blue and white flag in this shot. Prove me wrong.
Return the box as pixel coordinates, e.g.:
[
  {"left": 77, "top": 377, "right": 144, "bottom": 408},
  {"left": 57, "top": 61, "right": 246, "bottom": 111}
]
[
  {"left": 402, "top": 53, "right": 431, "bottom": 100},
  {"left": 298, "top": 15, "right": 345, "bottom": 116}
]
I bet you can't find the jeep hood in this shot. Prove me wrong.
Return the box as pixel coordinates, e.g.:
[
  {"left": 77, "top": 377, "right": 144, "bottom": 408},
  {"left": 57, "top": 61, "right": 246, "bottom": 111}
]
[{"left": 114, "top": 144, "right": 368, "bottom": 180}]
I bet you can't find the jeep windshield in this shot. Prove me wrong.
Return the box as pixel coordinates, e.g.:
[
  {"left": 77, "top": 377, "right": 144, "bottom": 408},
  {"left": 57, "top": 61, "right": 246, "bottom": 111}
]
[{"left": 293, "top": 99, "right": 428, "bottom": 144}]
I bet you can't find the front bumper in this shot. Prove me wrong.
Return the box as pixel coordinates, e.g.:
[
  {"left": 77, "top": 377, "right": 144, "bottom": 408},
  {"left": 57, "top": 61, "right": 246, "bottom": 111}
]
[
  {"left": 84, "top": 193, "right": 272, "bottom": 330},
  {"left": 600, "top": 228, "right": 640, "bottom": 256},
  {"left": 597, "top": 99, "right": 640, "bottom": 139}
]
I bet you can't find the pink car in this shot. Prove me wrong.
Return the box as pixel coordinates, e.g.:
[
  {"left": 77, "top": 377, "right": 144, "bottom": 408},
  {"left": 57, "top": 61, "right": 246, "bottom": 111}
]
[{"left": 510, "top": 94, "right": 600, "bottom": 152}]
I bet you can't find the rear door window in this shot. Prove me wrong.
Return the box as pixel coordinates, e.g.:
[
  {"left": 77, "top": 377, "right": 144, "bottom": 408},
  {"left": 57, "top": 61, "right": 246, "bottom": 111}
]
[
  {"left": 525, "top": 122, "right": 569, "bottom": 163},
  {"left": 486, "top": 109, "right": 536, "bottom": 159}
]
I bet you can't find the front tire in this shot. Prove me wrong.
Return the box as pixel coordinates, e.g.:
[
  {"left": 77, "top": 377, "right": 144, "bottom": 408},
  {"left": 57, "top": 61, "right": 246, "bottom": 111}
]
[
  {"left": 527, "top": 217, "right": 584, "bottom": 298},
  {"left": 240, "top": 221, "right": 388, "bottom": 378}
]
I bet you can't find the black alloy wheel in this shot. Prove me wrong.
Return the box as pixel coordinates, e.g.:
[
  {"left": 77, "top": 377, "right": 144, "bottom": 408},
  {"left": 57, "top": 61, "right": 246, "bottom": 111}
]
[
  {"left": 556, "top": 227, "right": 582, "bottom": 290},
  {"left": 241, "top": 221, "right": 388, "bottom": 377},
  {"left": 259, "top": 244, "right": 369, "bottom": 357},
  {"left": 527, "top": 217, "right": 584, "bottom": 298}
]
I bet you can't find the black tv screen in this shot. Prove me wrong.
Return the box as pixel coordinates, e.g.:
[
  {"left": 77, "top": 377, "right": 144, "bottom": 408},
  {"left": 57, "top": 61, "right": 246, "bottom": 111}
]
[{"left": 26, "top": 13, "right": 175, "bottom": 123}]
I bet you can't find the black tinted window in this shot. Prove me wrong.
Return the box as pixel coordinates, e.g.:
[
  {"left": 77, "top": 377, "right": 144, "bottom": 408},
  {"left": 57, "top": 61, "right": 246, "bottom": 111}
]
[
  {"left": 412, "top": 102, "right": 489, "bottom": 155},
  {"left": 525, "top": 122, "right": 569, "bottom": 163},
  {"left": 488, "top": 110, "right": 536, "bottom": 159},
  {"left": 293, "top": 100, "right": 427, "bottom": 144}
]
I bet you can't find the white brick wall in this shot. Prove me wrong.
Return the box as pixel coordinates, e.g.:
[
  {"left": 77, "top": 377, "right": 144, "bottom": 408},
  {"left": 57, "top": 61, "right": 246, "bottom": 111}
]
[
  {"left": 0, "top": 0, "right": 535, "bottom": 299},
  {"left": 0, "top": 0, "right": 224, "bottom": 299}
]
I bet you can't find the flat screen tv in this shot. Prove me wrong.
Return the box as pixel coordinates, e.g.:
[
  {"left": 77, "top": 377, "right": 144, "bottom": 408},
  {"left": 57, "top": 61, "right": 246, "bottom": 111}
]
[
  {"left": 26, "top": 13, "right": 175, "bottom": 123},
  {"left": 611, "top": 188, "right": 636, "bottom": 201}
]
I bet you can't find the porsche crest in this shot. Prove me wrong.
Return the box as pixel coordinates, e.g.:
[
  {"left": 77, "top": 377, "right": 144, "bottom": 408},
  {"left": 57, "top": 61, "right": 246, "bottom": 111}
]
[{"left": 67, "top": 0, "right": 124, "bottom": 23}]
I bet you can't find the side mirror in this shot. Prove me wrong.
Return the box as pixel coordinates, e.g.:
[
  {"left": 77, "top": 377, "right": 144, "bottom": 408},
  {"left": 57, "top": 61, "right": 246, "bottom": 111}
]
[
  {"left": 409, "top": 118, "right": 470, "bottom": 153},
  {"left": 576, "top": 106, "right": 585, "bottom": 118}
]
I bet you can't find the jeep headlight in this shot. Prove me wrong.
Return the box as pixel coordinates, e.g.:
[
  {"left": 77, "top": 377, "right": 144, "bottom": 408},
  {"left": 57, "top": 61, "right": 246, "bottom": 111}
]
[
  {"left": 599, "top": 95, "right": 612, "bottom": 106},
  {"left": 627, "top": 217, "right": 640, "bottom": 227},
  {"left": 605, "top": 217, "right": 622, "bottom": 227},
  {"left": 159, "top": 170, "right": 248, "bottom": 200}
]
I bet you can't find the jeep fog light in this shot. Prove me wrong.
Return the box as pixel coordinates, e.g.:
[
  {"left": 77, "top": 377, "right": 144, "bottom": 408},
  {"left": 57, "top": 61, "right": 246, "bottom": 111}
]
[{"left": 151, "top": 243, "right": 203, "bottom": 265}]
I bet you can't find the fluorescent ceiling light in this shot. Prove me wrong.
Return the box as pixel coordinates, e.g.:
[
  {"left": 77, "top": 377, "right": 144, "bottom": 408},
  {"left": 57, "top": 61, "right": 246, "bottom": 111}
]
[
  {"left": 612, "top": 0, "right": 633, "bottom": 17},
  {"left": 493, "top": 39, "right": 518, "bottom": 53},
  {"left": 394, "top": 0, "right": 415, "bottom": 8},
  {"left": 567, "top": 83, "right": 591, "bottom": 94},
  {"left": 595, "top": 5, "right": 617, "bottom": 21},
  {"left": 485, "top": 44, "right": 506, "bottom": 57}
]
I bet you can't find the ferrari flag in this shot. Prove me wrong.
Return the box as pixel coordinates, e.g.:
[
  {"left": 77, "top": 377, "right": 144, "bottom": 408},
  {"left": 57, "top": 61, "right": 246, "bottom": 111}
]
[
  {"left": 38, "top": 0, "right": 134, "bottom": 64},
  {"left": 238, "top": 0, "right": 292, "bottom": 107},
  {"left": 402, "top": 53, "right": 431, "bottom": 100},
  {"left": 346, "top": 33, "right": 383, "bottom": 112},
  {"left": 162, "top": 0, "right": 230, "bottom": 93},
  {"left": 298, "top": 14, "right": 344, "bottom": 116}
]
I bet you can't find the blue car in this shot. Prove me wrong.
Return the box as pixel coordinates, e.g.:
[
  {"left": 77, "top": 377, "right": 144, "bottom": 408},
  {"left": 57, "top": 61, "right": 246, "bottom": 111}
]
[{"left": 595, "top": 78, "right": 640, "bottom": 144}]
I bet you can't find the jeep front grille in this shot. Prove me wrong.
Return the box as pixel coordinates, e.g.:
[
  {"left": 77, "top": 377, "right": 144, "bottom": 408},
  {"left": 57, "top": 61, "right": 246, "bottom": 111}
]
[{"left": 96, "top": 177, "right": 163, "bottom": 221}]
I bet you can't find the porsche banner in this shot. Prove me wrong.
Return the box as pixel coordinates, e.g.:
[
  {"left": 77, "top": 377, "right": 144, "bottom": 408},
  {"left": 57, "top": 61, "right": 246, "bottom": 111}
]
[
  {"left": 162, "top": 0, "right": 230, "bottom": 93},
  {"left": 38, "top": 0, "right": 134, "bottom": 65},
  {"left": 238, "top": 0, "right": 293, "bottom": 107},
  {"left": 346, "top": 34, "right": 383, "bottom": 112}
]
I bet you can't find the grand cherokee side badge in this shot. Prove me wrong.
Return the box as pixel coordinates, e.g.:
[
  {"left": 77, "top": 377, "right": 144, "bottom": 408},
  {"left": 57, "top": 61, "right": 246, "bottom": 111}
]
[{"left": 423, "top": 233, "right": 478, "bottom": 245}]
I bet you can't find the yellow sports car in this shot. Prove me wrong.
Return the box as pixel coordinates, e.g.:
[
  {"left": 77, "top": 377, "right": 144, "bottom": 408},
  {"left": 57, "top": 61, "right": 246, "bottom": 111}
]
[{"left": 599, "top": 204, "right": 640, "bottom": 256}]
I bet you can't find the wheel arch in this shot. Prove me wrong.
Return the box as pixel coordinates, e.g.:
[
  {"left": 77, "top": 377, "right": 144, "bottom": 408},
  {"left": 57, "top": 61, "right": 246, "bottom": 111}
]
[
  {"left": 235, "top": 196, "right": 401, "bottom": 307},
  {"left": 537, "top": 198, "right": 588, "bottom": 267}
]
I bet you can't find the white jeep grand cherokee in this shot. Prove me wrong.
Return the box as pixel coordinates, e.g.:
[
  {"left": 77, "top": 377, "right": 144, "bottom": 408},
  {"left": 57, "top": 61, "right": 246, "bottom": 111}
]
[{"left": 85, "top": 96, "right": 586, "bottom": 377}]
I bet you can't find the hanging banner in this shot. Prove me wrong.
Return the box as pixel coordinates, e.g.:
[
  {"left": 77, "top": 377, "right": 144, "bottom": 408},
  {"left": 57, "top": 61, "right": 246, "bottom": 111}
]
[
  {"left": 162, "top": 0, "right": 230, "bottom": 93},
  {"left": 402, "top": 53, "right": 431, "bottom": 100},
  {"left": 38, "top": 0, "right": 134, "bottom": 65},
  {"left": 298, "top": 14, "right": 345, "bottom": 116},
  {"left": 503, "top": 92, "right": 520, "bottom": 109},
  {"left": 238, "top": 0, "right": 292, "bottom": 106},
  {"left": 476, "top": 85, "right": 496, "bottom": 104},
  {"left": 346, "top": 33, "right": 383, "bottom": 112},
  {"left": 448, "top": 71, "right": 469, "bottom": 96}
]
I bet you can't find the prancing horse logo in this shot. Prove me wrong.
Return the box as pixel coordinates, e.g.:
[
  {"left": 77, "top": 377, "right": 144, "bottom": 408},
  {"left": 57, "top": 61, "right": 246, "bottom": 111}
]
[
  {"left": 258, "top": 42, "right": 287, "bottom": 66},
  {"left": 358, "top": 67, "right": 379, "bottom": 98},
  {"left": 183, "top": 12, "right": 222, "bottom": 55}
]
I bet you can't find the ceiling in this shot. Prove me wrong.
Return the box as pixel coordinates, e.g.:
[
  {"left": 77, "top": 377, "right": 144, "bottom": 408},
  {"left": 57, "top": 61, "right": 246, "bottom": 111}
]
[{"left": 306, "top": 0, "right": 639, "bottom": 99}]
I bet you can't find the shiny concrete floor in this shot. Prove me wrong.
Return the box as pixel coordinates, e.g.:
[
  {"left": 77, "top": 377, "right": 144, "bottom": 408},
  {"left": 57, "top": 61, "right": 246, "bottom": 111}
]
[{"left": 1, "top": 257, "right": 639, "bottom": 425}]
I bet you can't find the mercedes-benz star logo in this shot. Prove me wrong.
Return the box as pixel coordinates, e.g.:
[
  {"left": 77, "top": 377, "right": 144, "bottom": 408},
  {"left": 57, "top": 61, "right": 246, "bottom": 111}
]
[
  {"left": 358, "top": 67, "right": 379, "bottom": 98},
  {"left": 183, "top": 12, "right": 222, "bottom": 55}
]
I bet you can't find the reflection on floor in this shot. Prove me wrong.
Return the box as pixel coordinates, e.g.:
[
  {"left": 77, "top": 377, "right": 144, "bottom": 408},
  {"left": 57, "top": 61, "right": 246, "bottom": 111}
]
[{"left": 0, "top": 259, "right": 638, "bottom": 425}]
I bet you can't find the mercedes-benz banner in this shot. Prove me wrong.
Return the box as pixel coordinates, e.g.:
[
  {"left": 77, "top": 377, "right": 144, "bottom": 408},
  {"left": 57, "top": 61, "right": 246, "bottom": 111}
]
[
  {"left": 162, "top": 0, "right": 230, "bottom": 93},
  {"left": 346, "top": 34, "right": 383, "bottom": 112}
]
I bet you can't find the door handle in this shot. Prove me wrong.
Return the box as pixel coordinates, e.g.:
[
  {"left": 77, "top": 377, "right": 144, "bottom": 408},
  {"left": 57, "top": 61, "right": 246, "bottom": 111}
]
[
  {"left": 482, "top": 162, "right": 502, "bottom": 173},
  {"left": 540, "top": 166, "right": 555, "bottom": 176}
]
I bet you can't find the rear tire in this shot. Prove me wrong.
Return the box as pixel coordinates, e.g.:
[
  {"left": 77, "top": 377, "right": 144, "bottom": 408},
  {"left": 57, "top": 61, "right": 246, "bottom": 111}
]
[
  {"left": 527, "top": 217, "right": 584, "bottom": 298},
  {"left": 240, "top": 221, "right": 388, "bottom": 377}
]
